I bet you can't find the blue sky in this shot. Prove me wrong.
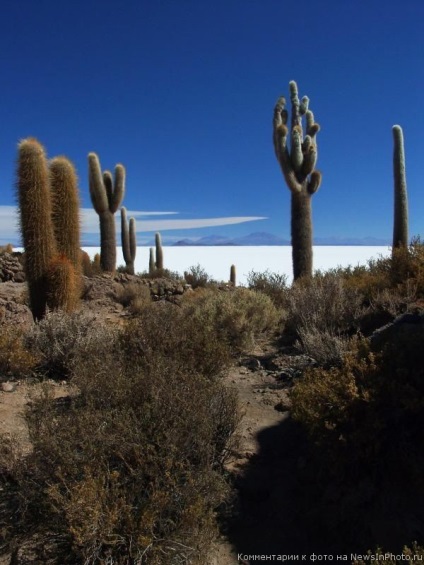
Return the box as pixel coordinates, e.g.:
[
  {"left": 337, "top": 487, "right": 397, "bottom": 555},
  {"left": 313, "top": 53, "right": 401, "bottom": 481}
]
[{"left": 1, "top": 0, "right": 423, "bottom": 245}]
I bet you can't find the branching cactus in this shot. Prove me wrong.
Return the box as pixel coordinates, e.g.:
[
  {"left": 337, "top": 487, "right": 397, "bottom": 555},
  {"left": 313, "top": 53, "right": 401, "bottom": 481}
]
[
  {"left": 16, "top": 139, "right": 57, "bottom": 320},
  {"left": 88, "top": 152, "right": 125, "bottom": 273},
  {"left": 392, "top": 125, "right": 409, "bottom": 249},
  {"left": 273, "top": 81, "right": 322, "bottom": 280},
  {"left": 121, "top": 206, "right": 137, "bottom": 275},
  {"left": 155, "top": 232, "right": 164, "bottom": 270}
]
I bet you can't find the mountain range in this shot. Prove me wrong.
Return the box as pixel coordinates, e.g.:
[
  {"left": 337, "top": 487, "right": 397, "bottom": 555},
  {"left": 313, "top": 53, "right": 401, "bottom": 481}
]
[{"left": 171, "top": 232, "right": 390, "bottom": 246}]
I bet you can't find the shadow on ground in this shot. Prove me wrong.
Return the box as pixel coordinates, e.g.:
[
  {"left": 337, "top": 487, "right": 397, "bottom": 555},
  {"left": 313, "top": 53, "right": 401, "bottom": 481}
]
[{"left": 223, "top": 415, "right": 424, "bottom": 559}]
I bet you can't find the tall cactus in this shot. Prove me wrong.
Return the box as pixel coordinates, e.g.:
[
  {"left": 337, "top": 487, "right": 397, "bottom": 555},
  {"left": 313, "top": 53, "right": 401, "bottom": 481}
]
[
  {"left": 88, "top": 152, "right": 125, "bottom": 273},
  {"left": 121, "top": 206, "right": 137, "bottom": 275},
  {"left": 155, "top": 232, "right": 164, "bottom": 270},
  {"left": 392, "top": 125, "right": 409, "bottom": 249},
  {"left": 16, "top": 139, "right": 57, "bottom": 320},
  {"left": 50, "top": 156, "right": 81, "bottom": 273},
  {"left": 273, "top": 81, "right": 321, "bottom": 280},
  {"left": 16, "top": 139, "right": 81, "bottom": 320}
]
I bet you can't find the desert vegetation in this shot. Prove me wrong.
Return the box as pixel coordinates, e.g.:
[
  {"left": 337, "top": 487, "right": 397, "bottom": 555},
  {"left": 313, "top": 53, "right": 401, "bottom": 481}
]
[{"left": 1, "top": 240, "right": 424, "bottom": 562}]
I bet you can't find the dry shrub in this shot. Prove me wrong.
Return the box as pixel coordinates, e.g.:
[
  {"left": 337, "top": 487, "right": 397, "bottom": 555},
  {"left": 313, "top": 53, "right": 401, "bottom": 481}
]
[
  {"left": 2, "top": 314, "right": 239, "bottom": 564},
  {"left": 0, "top": 326, "right": 38, "bottom": 379},
  {"left": 284, "top": 273, "right": 365, "bottom": 346},
  {"left": 296, "top": 327, "right": 353, "bottom": 367},
  {"left": 246, "top": 269, "right": 288, "bottom": 310},
  {"left": 0, "top": 244, "right": 13, "bottom": 255},
  {"left": 120, "top": 300, "right": 232, "bottom": 379},
  {"left": 183, "top": 264, "right": 213, "bottom": 288},
  {"left": 25, "top": 311, "right": 118, "bottom": 380},
  {"left": 115, "top": 281, "right": 152, "bottom": 313},
  {"left": 180, "top": 287, "right": 280, "bottom": 353}
]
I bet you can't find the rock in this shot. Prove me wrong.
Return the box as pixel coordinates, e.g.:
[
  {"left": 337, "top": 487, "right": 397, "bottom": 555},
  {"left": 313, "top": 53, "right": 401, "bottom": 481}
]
[
  {"left": 2, "top": 382, "right": 17, "bottom": 392},
  {"left": 370, "top": 311, "right": 424, "bottom": 351}
]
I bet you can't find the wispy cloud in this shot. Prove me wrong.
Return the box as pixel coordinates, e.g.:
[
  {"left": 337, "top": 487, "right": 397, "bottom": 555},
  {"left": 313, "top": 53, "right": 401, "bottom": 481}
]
[{"left": 0, "top": 206, "right": 267, "bottom": 243}]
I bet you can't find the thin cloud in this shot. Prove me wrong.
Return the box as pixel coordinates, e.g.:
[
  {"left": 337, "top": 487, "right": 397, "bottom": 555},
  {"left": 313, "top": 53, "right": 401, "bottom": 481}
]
[{"left": 0, "top": 206, "right": 268, "bottom": 243}]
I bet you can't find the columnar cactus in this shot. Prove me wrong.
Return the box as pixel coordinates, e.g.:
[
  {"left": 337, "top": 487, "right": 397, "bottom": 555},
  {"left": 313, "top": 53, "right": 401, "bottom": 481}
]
[
  {"left": 155, "top": 232, "right": 164, "bottom": 270},
  {"left": 121, "top": 206, "right": 137, "bottom": 275},
  {"left": 50, "top": 157, "right": 81, "bottom": 273},
  {"left": 16, "top": 139, "right": 57, "bottom": 320},
  {"left": 149, "top": 247, "right": 155, "bottom": 274},
  {"left": 392, "top": 125, "right": 409, "bottom": 249},
  {"left": 230, "top": 264, "right": 236, "bottom": 286},
  {"left": 273, "top": 81, "right": 321, "bottom": 280},
  {"left": 88, "top": 153, "right": 125, "bottom": 273},
  {"left": 16, "top": 139, "right": 81, "bottom": 320}
]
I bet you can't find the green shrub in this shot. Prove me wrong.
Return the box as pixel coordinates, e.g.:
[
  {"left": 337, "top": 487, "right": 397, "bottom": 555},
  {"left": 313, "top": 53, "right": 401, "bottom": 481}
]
[{"left": 181, "top": 287, "right": 280, "bottom": 353}]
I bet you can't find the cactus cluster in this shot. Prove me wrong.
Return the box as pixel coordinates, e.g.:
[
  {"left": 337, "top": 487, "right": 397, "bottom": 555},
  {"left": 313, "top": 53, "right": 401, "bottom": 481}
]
[
  {"left": 121, "top": 207, "right": 137, "bottom": 274},
  {"left": 16, "top": 138, "right": 81, "bottom": 320},
  {"left": 88, "top": 153, "right": 125, "bottom": 273},
  {"left": 273, "top": 81, "right": 321, "bottom": 280}
]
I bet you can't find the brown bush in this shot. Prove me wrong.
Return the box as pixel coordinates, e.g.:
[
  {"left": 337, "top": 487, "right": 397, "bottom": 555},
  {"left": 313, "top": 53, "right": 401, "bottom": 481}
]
[
  {"left": 115, "top": 281, "right": 152, "bottom": 313},
  {"left": 246, "top": 269, "right": 288, "bottom": 310},
  {"left": 0, "top": 326, "right": 38, "bottom": 380},
  {"left": 1, "top": 305, "right": 240, "bottom": 563}
]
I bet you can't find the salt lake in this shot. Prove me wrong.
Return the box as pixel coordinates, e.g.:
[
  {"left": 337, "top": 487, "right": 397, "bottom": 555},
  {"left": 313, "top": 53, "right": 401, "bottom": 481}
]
[{"left": 82, "top": 246, "right": 392, "bottom": 286}]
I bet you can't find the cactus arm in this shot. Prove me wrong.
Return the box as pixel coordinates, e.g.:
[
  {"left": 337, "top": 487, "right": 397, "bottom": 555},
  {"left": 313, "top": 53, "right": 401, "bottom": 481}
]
[
  {"left": 290, "top": 126, "right": 304, "bottom": 172},
  {"left": 149, "top": 247, "right": 155, "bottom": 274},
  {"left": 289, "top": 81, "right": 302, "bottom": 133},
  {"left": 307, "top": 170, "right": 322, "bottom": 195},
  {"left": 103, "top": 171, "right": 113, "bottom": 206},
  {"left": 88, "top": 153, "right": 109, "bottom": 214},
  {"left": 121, "top": 206, "right": 130, "bottom": 263},
  {"left": 110, "top": 164, "right": 125, "bottom": 213}
]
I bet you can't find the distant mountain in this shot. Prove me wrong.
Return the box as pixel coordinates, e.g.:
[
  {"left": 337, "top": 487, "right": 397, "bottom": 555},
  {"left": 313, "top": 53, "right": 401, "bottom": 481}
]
[
  {"left": 172, "top": 232, "right": 390, "bottom": 246},
  {"left": 173, "top": 232, "right": 289, "bottom": 246}
]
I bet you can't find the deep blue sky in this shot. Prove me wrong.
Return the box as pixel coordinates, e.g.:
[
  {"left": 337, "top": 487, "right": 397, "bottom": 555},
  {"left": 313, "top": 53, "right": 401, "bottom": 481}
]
[{"left": 1, "top": 0, "right": 423, "bottom": 245}]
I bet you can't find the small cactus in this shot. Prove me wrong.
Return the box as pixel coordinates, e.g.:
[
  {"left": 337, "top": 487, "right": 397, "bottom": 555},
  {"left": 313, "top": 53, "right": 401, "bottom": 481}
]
[
  {"left": 149, "top": 247, "right": 155, "bottom": 275},
  {"left": 121, "top": 207, "right": 137, "bottom": 275},
  {"left": 392, "top": 125, "right": 409, "bottom": 249},
  {"left": 230, "top": 264, "right": 236, "bottom": 286},
  {"left": 155, "top": 232, "right": 164, "bottom": 270},
  {"left": 88, "top": 152, "right": 125, "bottom": 273}
]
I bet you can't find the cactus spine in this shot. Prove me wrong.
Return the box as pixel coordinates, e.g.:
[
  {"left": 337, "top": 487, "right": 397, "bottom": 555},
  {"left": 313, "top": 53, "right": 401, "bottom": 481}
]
[
  {"left": 88, "top": 153, "right": 125, "bottom": 273},
  {"left": 273, "top": 81, "right": 321, "bottom": 280},
  {"left": 149, "top": 247, "right": 155, "bottom": 274},
  {"left": 230, "top": 264, "right": 236, "bottom": 286},
  {"left": 155, "top": 232, "right": 164, "bottom": 270},
  {"left": 16, "top": 139, "right": 81, "bottom": 320},
  {"left": 121, "top": 207, "right": 137, "bottom": 275},
  {"left": 16, "top": 139, "right": 57, "bottom": 320},
  {"left": 392, "top": 125, "right": 409, "bottom": 249}
]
